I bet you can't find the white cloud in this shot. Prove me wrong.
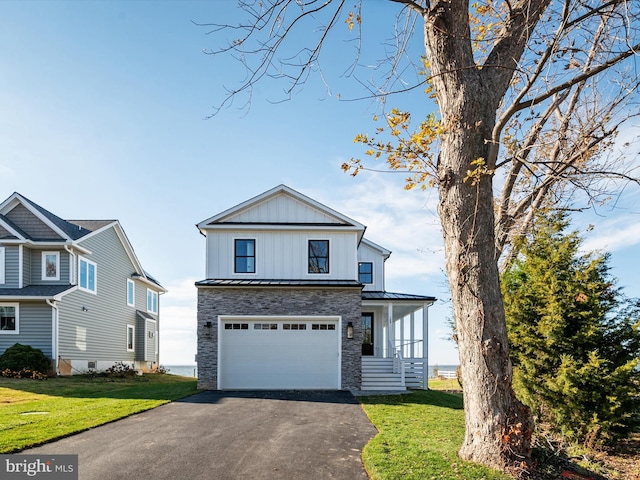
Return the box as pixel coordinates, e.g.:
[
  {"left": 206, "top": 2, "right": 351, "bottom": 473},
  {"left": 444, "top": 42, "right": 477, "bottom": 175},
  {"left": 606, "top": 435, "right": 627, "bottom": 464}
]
[
  {"left": 308, "top": 173, "right": 446, "bottom": 286},
  {"left": 581, "top": 215, "right": 640, "bottom": 253}
]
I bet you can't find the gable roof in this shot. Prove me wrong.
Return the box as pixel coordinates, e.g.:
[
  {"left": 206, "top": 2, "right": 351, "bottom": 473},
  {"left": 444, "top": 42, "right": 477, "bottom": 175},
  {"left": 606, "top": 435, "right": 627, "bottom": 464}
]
[
  {"left": 0, "top": 192, "right": 94, "bottom": 241},
  {"left": 197, "top": 185, "right": 366, "bottom": 240},
  {"left": 0, "top": 192, "right": 165, "bottom": 292},
  {"left": 360, "top": 237, "right": 392, "bottom": 260}
]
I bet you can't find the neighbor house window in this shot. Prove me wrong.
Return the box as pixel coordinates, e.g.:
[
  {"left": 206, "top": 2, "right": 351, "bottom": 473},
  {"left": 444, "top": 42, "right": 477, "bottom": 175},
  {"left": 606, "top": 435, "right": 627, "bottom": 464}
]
[
  {"left": 235, "top": 239, "right": 255, "bottom": 273},
  {"left": 0, "top": 247, "right": 5, "bottom": 284},
  {"left": 308, "top": 240, "right": 329, "bottom": 274},
  {"left": 147, "top": 289, "right": 158, "bottom": 314},
  {"left": 42, "top": 251, "right": 60, "bottom": 281},
  {"left": 359, "top": 262, "right": 373, "bottom": 284},
  {"left": 127, "top": 279, "right": 135, "bottom": 307},
  {"left": 126, "top": 325, "right": 135, "bottom": 352},
  {"left": 78, "top": 256, "right": 97, "bottom": 293},
  {"left": 0, "top": 303, "right": 18, "bottom": 334}
]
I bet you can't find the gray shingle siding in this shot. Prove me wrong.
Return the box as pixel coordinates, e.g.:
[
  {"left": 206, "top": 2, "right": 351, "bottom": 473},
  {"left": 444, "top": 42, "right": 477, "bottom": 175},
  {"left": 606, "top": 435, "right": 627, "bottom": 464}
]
[
  {"left": 197, "top": 286, "right": 362, "bottom": 390},
  {"left": 0, "top": 225, "right": 15, "bottom": 239},
  {"left": 0, "top": 302, "right": 53, "bottom": 358},
  {"left": 5, "top": 204, "right": 63, "bottom": 241}
]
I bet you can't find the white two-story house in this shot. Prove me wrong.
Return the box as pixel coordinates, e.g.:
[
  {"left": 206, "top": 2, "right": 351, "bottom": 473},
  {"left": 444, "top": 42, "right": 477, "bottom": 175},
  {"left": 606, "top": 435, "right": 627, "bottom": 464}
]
[{"left": 195, "top": 185, "right": 435, "bottom": 391}]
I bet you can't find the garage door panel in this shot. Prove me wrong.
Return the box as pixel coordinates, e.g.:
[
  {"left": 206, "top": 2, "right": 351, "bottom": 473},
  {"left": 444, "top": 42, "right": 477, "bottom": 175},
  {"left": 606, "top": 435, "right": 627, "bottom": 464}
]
[{"left": 220, "top": 319, "right": 340, "bottom": 390}]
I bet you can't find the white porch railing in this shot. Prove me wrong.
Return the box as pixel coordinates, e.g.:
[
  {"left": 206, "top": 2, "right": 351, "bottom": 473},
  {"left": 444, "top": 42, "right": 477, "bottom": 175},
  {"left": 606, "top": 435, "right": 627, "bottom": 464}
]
[{"left": 384, "top": 340, "right": 428, "bottom": 389}]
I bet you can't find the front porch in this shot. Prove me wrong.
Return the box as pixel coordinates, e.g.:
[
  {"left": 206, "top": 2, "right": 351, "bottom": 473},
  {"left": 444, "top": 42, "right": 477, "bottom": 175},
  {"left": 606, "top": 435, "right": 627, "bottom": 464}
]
[{"left": 360, "top": 292, "right": 435, "bottom": 391}]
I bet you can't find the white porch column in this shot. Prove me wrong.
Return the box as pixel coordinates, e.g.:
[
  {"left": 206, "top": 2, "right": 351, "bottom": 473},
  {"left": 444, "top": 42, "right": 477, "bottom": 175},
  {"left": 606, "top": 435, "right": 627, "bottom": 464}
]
[
  {"left": 423, "top": 303, "right": 429, "bottom": 389},
  {"left": 399, "top": 310, "right": 404, "bottom": 356},
  {"left": 387, "top": 303, "right": 394, "bottom": 358},
  {"left": 410, "top": 311, "right": 415, "bottom": 358}
]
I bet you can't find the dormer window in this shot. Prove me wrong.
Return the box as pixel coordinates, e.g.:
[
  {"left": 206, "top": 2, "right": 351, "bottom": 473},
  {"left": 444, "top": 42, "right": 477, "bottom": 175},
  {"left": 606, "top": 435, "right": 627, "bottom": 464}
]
[
  {"left": 359, "top": 262, "right": 373, "bottom": 284},
  {"left": 308, "top": 240, "right": 329, "bottom": 274},
  {"left": 42, "top": 252, "right": 60, "bottom": 281},
  {"left": 235, "top": 239, "right": 255, "bottom": 273}
]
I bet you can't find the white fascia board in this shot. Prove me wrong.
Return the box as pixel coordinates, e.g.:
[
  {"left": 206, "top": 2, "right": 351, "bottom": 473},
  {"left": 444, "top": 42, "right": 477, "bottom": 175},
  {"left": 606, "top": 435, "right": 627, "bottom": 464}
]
[
  {"left": 133, "top": 274, "right": 167, "bottom": 293},
  {"left": 361, "top": 237, "right": 392, "bottom": 260},
  {"left": 201, "top": 223, "right": 364, "bottom": 233},
  {"left": 0, "top": 218, "right": 25, "bottom": 240},
  {"left": 1, "top": 193, "right": 71, "bottom": 240},
  {"left": 77, "top": 221, "right": 145, "bottom": 276}
]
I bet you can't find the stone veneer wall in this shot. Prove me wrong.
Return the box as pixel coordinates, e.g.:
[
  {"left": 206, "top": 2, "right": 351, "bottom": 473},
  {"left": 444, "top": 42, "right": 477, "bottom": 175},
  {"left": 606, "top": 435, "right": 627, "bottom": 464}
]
[{"left": 196, "top": 286, "right": 363, "bottom": 390}]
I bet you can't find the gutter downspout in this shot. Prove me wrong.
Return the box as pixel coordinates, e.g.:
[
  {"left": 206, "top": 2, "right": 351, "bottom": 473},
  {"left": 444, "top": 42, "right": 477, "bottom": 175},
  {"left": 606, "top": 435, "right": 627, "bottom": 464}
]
[
  {"left": 46, "top": 298, "right": 59, "bottom": 375},
  {"left": 64, "top": 244, "right": 76, "bottom": 284}
]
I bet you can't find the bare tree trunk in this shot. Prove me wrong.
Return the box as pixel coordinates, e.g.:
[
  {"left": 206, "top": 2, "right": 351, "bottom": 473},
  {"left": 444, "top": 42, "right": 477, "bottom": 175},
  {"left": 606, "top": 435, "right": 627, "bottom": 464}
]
[
  {"left": 438, "top": 122, "right": 533, "bottom": 469},
  {"left": 423, "top": 1, "right": 535, "bottom": 470}
]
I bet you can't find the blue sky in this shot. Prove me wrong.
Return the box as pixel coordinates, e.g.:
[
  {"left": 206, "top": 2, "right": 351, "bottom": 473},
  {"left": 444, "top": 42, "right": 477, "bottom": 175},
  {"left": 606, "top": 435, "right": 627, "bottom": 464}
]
[{"left": 1, "top": 1, "right": 639, "bottom": 366}]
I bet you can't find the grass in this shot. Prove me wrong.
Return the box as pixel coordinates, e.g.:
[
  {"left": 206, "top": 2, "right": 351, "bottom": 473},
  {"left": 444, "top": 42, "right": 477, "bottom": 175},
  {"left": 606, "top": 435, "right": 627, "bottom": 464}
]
[
  {"left": 359, "top": 380, "right": 511, "bottom": 480},
  {"left": 0, "top": 374, "right": 197, "bottom": 453}
]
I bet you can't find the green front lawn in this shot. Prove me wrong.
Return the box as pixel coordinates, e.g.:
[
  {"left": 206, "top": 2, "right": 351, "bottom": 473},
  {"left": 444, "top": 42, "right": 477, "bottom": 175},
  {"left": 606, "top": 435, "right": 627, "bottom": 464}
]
[
  {"left": 0, "top": 374, "right": 197, "bottom": 453},
  {"left": 359, "top": 389, "right": 511, "bottom": 480}
]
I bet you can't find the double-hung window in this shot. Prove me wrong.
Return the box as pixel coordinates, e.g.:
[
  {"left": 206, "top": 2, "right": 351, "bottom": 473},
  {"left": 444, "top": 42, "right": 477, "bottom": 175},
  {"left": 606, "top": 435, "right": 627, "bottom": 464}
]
[
  {"left": 0, "top": 303, "right": 18, "bottom": 334},
  {"left": 308, "top": 240, "right": 329, "bottom": 274},
  {"left": 127, "top": 279, "right": 135, "bottom": 307},
  {"left": 78, "top": 256, "right": 97, "bottom": 293},
  {"left": 359, "top": 262, "right": 373, "bottom": 284},
  {"left": 147, "top": 289, "right": 158, "bottom": 314},
  {"left": 234, "top": 239, "right": 255, "bottom": 273},
  {"left": 42, "top": 252, "right": 60, "bottom": 281}
]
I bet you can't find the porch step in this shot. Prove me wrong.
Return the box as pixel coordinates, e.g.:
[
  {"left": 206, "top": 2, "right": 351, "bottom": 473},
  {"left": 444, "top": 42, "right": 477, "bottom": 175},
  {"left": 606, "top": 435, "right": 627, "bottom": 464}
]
[{"left": 361, "top": 357, "right": 406, "bottom": 391}]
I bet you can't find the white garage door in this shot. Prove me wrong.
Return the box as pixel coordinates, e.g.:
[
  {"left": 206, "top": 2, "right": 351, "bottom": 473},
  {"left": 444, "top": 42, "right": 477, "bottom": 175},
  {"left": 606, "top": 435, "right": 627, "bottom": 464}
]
[{"left": 219, "top": 317, "right": 341, "bottom": 390}]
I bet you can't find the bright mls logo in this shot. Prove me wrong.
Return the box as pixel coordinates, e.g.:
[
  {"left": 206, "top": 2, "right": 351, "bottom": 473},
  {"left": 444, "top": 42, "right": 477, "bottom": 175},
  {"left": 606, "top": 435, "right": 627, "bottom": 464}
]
[{"left": 0, "top": 455, "right": 77, "bottom": 479}]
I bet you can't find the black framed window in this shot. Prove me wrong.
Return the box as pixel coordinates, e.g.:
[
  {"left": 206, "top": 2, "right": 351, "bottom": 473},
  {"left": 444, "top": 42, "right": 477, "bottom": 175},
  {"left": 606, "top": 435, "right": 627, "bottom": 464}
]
[
  {"left": 235, "top": 239, "right": 255, "bottom": 273},
  {"left": 359, "top": 262, "right": 373, "bottom": 284},
  {"left": 308, "top": 240, "right": 329, "bottom": 274}
]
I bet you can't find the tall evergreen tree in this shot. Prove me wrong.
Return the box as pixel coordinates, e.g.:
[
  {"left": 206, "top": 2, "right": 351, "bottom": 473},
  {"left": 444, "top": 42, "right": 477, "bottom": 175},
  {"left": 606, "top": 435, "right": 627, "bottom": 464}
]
[{"left": 502, "top": 213, "right": 640, "bottom": 446}]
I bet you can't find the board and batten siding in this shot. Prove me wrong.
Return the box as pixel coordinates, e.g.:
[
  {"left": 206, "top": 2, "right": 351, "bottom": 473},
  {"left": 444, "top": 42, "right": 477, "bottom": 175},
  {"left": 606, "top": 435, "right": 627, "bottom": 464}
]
[
  {"left": 226, "top": 194, "right": 343, "bottom": 224},
  {"left": 357, "top": 242, "right": 386, "bottom": 291},
  {"left": 0, "top": 302, "right": 53, "bottom": 358},
  {"left": 56, "top": 226, "right": 153, "bottom": 363},
  {"left": 0, "top": 246, "right": 20, "bottom": 288},
  {"left": 206, "top": 230, "right": 359, "bottom": 280}
]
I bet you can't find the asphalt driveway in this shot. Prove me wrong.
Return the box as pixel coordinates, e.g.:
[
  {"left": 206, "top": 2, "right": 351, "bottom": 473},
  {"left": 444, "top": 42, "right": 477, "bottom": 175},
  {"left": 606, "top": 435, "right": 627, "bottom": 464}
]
[{"left": 24, "top": 390, "right": 377, "bottom": 480}]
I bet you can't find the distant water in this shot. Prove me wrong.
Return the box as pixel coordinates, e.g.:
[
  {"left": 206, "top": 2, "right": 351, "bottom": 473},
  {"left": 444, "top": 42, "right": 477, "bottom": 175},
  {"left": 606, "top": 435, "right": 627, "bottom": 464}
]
[
  {"left": 429, "top": 365, "right": 458, "bottom": 378},
  {"left": 162, "top": 365, "right": 456, "bottom": 379},
  {"left": 164, "top": 365, "right": 197, "bottom": 378}
]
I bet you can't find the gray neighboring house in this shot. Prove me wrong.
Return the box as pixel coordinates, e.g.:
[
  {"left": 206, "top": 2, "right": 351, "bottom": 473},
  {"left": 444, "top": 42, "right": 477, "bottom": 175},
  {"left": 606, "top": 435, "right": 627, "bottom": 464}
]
[
  {"left": 196, "top": 185, "right": 436, "bottom": 391},
  {"left": 0, "top": 192, "right": 166, "bottom": 375}
]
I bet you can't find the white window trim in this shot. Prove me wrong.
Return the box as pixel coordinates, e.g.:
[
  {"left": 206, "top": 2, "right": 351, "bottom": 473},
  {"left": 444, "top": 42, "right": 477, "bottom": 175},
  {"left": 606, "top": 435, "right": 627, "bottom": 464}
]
[
  {"left": 0, "top": 302, "right": 19, "bottom": 335},
  {"left": 78, "top": 256, "right": 97, "bottom": 294},
  {"left": 126, "top": 324, "right": 135, "bottom": 352},
  {"left": 127, "top": 279, "right": 135, "bottom": 307},
  {"left": 147, "top": 289, "right": 158, "bottom": 315},
  {"left": 41, "top": 251, "right": 60, "bottom": 281},
  {"left": 0, "top": 247, "right": 5, "bottom": 285}
]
